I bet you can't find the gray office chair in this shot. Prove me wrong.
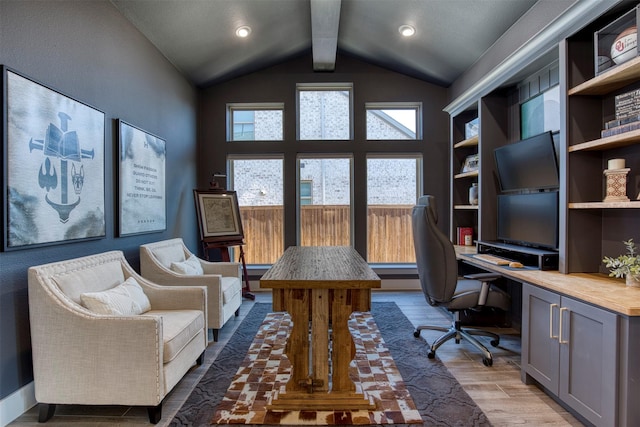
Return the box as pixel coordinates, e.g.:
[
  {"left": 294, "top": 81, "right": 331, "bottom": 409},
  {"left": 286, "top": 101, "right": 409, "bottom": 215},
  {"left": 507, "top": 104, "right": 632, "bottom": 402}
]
[{"left": 412, "top": 195, "right": 510, "bottom": 366}]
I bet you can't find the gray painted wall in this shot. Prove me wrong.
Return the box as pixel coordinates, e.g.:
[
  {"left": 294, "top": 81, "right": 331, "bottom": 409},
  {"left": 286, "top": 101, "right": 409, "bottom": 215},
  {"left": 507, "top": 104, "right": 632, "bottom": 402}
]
[
  {"left": 449, "top": 0, "right": 577, "bottom": 103},
  {"left": 198, "top": 54, "right": 450, "bottom": 256},
  {"left": 0, "top": 1, "right": 198, "bottom": 400}
]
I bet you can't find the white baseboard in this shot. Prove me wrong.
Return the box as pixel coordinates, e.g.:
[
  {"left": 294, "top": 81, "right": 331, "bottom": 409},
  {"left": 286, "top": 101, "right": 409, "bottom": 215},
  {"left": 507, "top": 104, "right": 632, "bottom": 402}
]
[
  {"left": 250, "top": 278, "right": 421, "bottom": 291},
  {"left": 0, "top": 381, "right": 36, "bottom": 427}
]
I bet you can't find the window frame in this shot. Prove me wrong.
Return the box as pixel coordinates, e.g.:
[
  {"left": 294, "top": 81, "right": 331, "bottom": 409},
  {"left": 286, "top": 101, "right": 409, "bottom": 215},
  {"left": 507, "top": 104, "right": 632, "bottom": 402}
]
[
  {"left": 296, "top": 83, "right": 354, "bottom": 141},
  {"left": 296, "top": 154, "right": 354, "bottom": 246},
  {"left": 226, "top": 102, "right": 285, "bottom": 142},
  {"left": 365, "top": 102, "right": 423, "bottom": 141},
  {"left": 228, "top": 154, "right": 285, "bottom": 265},
  {"left": 365, "top": 153, "right": 423, "bottom": 264}
]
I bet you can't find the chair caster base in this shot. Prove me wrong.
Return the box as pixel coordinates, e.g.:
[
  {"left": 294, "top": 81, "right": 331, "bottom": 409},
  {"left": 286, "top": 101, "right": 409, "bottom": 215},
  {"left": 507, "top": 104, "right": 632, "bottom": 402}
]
[
  {"left": 482, "top": 357, "right": 493, "bottom": 367},
  {"left": 427, "top": 350, "right": 436, "bottom": 359},
  {"left": 413, "top": 330, "right": 421, "bottom": 338},
  {"left": 490, "top": 339, "right": 500, "bottom": 347}
]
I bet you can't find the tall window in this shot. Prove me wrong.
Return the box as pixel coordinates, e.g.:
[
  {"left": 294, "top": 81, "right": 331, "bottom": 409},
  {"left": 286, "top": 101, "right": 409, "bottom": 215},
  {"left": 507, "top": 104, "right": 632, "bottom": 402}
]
[
  {"left": 298, "top": 156, "right": 352, "bottom": 246},
  {"left": 229, "top": 156, "right": 284, "bottom": 264},
  {"left": 297, "top": 83, "right": 353, "bottom": 140},
  {"left": 227, "top": 103, "right": 284, "bottom": 141},
  {"left": 367, "top": 155, "right": 421, "bottom": 263},
  {"left": 365, "top": 103, "right": 422, "bottom": 140}
]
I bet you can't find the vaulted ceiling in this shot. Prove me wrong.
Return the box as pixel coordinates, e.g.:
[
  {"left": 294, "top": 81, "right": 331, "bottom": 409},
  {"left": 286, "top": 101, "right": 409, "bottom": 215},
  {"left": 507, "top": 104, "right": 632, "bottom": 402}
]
[{"left": 110, "top": 0, "right": 538, "bottom": 88}]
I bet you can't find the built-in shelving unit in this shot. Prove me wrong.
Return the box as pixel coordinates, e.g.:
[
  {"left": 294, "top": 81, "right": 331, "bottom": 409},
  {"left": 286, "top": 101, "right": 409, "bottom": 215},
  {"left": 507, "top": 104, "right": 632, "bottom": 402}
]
[
  {"left": 447, "top": 3, "right": 640, "bottom": 275},
  {"left": 449, "top": 92, "right": 508, "bottom": 245},
  {"left": 447, "top": 5, "right": 640, "bottom": 425},
  {"left": 450, "top": 108, "right": 479, "bottom": 244},
  {"left": 563, "top": 5, "right": 640, "bottom": 274}
]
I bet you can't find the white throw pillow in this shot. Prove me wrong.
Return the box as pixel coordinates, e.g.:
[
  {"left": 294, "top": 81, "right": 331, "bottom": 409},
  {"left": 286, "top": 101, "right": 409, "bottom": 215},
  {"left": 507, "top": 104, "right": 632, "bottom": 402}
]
[
  {"left": 170, "top": 254, "right": 204, "bottom": 275},
  {"left": 80, "top": 277, "right": 151, "bottom": 315}
]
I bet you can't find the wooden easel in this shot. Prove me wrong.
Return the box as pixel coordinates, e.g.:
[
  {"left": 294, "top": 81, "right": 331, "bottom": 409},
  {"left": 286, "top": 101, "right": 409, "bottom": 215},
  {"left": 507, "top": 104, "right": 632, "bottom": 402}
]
[
  {"left": 196, "top": 178, "right": 255, "bottom": 299},
  {"left": 202, "top": 238, "right": 255, "bottom": 300}
]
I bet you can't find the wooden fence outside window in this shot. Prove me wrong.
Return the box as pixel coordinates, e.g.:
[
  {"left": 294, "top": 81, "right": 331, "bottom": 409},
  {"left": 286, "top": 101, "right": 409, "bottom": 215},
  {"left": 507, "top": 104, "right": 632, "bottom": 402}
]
[{"left": 238, "top": 205, "right": 416, "bottom": 264}]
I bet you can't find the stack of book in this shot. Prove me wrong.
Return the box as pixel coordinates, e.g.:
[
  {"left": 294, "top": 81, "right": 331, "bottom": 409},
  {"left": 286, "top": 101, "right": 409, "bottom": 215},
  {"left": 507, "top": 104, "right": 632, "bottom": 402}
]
[
  {"left": 456, "top": 227, "right": 474, "bottom": 246},
  {"left": 602, "top": 89, "right": 640, "bottom": 137}
]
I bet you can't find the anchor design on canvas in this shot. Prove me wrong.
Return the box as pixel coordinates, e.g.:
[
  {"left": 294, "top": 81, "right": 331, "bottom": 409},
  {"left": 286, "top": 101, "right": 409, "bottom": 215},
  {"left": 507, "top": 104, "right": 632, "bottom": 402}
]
[{"left": 29, "top": 111, "right": 95, "bottom": 223}]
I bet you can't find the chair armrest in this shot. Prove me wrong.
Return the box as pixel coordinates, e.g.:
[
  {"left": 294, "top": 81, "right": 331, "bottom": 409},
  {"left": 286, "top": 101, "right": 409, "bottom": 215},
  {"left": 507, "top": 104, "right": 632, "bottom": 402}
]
[
  {"left": 135, "top": 276, "right": 208, "bottom": 313},
  {"left": 463, "top": 273, "right": 501, "bottom": 306},
  {"left": 200, "top": 260, "right": 241, "bottom": 278},
  {"left": 463, "top": 272, "right": 501, "bottom": 282}
]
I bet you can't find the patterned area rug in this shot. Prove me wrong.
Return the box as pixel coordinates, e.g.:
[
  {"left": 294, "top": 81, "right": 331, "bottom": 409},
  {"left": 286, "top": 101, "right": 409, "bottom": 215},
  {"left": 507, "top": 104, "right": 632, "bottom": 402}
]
[
  {"left": 211, "top": 310, "right": 422, "bottom": 424},
  {"left": 170, "top": 302, "right": 490, "bottom": 426}
]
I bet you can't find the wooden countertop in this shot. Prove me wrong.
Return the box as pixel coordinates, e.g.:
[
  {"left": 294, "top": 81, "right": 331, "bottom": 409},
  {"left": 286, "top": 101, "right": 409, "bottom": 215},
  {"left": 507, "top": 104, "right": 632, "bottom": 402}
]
[
  {"left": 455, "top": 245, "right": 640, "bottom": 316},
  {"left": 260, "top": 246, "right": 381, "bottom": 289}
]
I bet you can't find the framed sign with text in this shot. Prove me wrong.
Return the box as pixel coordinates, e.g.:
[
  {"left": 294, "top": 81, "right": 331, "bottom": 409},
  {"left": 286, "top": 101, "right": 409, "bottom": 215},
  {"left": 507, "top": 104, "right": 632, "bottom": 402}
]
[{"left": 118, "top": 119, "right": 166, "bottom": 236}]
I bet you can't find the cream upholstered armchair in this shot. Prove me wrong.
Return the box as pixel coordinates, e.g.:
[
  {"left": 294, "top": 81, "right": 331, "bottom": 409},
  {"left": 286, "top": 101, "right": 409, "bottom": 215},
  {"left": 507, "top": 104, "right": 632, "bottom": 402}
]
[
  {"left": 140, "top": 238, "right": 243, "bottom": 341},
  {"left": 28, "top": 250, "right": 207, "bottom": 424}
]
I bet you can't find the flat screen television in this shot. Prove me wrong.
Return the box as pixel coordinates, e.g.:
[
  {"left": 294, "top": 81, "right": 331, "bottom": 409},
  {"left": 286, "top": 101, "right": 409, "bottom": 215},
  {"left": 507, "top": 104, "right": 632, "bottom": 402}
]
[
  {"left": 497, "top": 191, "right": 559, "bottom": 251},
  {"left": 494, "top": 131, "right": 559, "bottom": 192}
]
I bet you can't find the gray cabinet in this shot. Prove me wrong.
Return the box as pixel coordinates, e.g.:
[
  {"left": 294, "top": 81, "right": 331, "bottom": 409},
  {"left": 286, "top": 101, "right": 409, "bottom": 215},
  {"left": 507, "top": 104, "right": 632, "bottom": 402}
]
[{"left": 522, "top": 283, "right": 618, "bottom": 426}]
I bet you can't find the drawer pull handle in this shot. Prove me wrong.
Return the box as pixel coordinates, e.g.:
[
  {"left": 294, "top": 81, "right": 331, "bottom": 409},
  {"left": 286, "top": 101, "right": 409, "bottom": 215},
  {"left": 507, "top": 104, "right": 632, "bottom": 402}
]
[
  {"left": 549, "top": 303, "right": 558, "bottom": 339},
  {"left": 559, "top": 307, "right": 569, "bottom": 344}
]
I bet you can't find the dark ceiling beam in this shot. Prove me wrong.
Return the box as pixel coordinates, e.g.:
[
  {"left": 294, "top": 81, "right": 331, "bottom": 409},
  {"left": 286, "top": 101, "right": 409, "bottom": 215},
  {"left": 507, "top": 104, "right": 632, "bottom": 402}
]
[{"left": 311, "top": 0, "right": 341, "bottom": 71}]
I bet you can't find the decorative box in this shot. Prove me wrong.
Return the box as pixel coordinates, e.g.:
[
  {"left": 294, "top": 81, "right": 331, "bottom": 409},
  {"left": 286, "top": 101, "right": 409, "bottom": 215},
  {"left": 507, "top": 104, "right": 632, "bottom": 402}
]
[{"left": 595, "top": 5, "right": 640, "bottom": 75}]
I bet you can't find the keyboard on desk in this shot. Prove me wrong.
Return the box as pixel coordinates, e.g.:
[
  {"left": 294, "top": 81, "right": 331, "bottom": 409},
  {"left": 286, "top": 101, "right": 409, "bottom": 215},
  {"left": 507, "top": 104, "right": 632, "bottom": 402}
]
[{"left": 472, "top": 253, "right": 512, "bottom": 265}]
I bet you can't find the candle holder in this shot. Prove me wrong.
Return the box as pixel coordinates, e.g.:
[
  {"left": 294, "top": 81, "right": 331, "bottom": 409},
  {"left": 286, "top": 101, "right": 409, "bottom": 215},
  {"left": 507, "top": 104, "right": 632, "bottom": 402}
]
[{"left": 603, "top": 168, "right": 630, "bottom": 202}]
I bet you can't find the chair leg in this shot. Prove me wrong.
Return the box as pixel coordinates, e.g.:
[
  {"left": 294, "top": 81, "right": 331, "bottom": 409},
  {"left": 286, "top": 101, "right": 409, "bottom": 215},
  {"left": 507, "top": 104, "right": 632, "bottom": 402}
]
[
  {"left": 459, "top": 329, "right": 493, "bottom": 366},
  {"left": 235, "top": 308, "right": 240, "bottom": 316},
  {"left": 465, "top": 327, "right": 500, "bottom": 346},
  {"left": 429, "top": 328, "right": 459, "bottom": 353},
  {"left": 413, "top": 312, "right": 498, "bottom": 366},
  {"left": 196, "top": 350, "right": 205, "bottom": 365},
  {"left": 147, "top": 403, "right": 162, "bottom": 424},
  {"left": 38, "top": 403, "right": 56, "bottom": 423},
  {"left": 212, "top": 329, "right": 219, "bottom": 342}
]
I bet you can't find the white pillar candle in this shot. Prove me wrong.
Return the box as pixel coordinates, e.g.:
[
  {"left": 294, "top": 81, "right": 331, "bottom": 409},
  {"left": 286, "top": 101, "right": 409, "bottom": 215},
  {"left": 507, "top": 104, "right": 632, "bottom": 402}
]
[{"left": 608, "top": 158, "right": 626, "bottom": 170}]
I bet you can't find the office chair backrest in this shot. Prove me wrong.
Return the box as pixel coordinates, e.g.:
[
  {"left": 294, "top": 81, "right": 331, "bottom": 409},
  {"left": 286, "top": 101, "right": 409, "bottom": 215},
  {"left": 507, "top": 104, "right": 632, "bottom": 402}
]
[{"left": 412, "top": 195, "right": 459, "bottom": 304}]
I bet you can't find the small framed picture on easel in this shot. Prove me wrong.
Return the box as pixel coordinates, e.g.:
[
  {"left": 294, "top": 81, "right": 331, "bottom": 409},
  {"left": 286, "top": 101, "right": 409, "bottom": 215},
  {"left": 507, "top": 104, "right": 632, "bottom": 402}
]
[{"left": 193, "top": 189, "right": 244, "bottom": 243}]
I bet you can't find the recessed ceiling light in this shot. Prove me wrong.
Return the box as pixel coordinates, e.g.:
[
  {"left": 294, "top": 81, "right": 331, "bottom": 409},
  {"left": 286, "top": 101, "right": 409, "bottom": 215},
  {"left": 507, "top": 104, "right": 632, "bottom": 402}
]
[
  {"left": 398, "top": 25, "right": 415, "bottom": 37},
  {"left": 235, "top": 26, "right": 251, "bottom": 38}
]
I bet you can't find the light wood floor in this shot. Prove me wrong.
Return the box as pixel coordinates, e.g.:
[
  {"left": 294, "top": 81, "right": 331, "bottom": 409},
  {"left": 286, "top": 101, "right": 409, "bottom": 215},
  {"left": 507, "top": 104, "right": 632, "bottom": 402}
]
[{"left": 10, "top": 291, "right": 584, "bottom": 426}]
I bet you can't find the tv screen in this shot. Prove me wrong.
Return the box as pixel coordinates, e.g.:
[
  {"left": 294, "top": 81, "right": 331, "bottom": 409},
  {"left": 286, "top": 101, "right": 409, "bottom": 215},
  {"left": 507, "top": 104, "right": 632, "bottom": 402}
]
[
  {"left": 494, "top": 131, "right": 559, "bottom": 192},
  {"left": 497, "top": 191, "right": 559, "bottom": 250}
]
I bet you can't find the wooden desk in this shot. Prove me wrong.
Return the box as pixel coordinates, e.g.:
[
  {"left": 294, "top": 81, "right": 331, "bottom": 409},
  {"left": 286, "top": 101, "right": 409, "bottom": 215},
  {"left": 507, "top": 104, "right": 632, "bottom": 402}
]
[
  {"left": 455, "top": 245, "right": 640, "bottom": 316},
  {"left": 260, "top": 246, "right": 381, "bottom": 410}
]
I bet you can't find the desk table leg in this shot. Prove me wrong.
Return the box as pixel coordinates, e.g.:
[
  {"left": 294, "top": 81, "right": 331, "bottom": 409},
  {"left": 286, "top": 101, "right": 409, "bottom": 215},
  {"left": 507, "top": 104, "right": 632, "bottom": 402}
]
[
  {"left": 311, "top": 289, "right": 330, "bottom": 392},
  {"left": 282, "top": 288, "right": 309, "bottom": 393}
]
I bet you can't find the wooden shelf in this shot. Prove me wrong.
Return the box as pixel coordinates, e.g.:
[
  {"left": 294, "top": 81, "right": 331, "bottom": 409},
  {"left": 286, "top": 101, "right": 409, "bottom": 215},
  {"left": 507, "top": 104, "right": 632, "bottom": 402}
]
[
  {"left": 569, "top": 129, "right": 640, "bottom": 152},
  {"left": 454, "top": 204, "right": 479, "bottom": 210},
  {"left": 454, "top": 170, "right": 478, "bottom": 179},
  {"left": 568, "top": 56, "right": 640, "bottom": 96},
  {"left": 569, "top": 201, "right": 640, "bottom": 209},
  {"left": 453, "top": 135, "right": 479, "bottom": 148}
]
